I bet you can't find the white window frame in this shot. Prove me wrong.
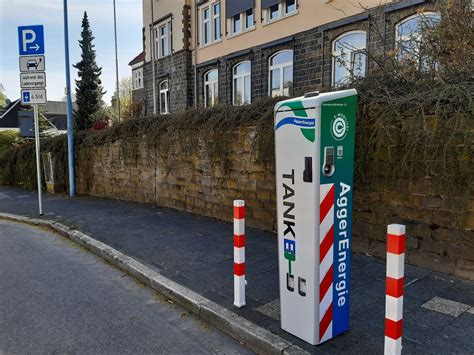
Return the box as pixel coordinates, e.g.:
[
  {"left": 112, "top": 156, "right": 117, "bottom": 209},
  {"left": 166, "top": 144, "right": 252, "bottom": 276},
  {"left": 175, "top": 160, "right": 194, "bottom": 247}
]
[
  {"left": 200, "top": 2, "right": 221, "bottom": 47},
  {"left": 132, "top": 67, "right": 144, "bottom": 90},
  {"left": 395, "top": 12, "right": 440, "bottom": 62},
  {"left": 268, "top": 50, "right": 294, "bottom": 97},
  {"left": 331, "top": 30, "right": 367, "bottom": 87},
  {"left": 159, "top": 80, "right": 170, "bottom": 114},
  {"left": 229, "top": 7, "right": 255, "bottom": 36},
  {"left": 264, "top": 0, "right": 298, "bottom": 23},
  {"left": 245, "top": 8, "right": 254, "bottom": 30},
  {"left": 204, "top": 69, "right": 219, "bottom": 108},
  {"left": 154, "top": 21, "right": 172, "bottom": 59},
  {"left": 213, "top": 3, "right": 221, "bottom": 41},
  {"left": 232, "top": 61, "right": 251, "bottom": 106},
  {"left": 202, "top": 6, "right": 211, "bottom": 45},
  {"left": 232, "top": 13, "right": 242, "bottom": 34},
  {"left": 154, "top": 27, "right": 159, "bottom": 59}
]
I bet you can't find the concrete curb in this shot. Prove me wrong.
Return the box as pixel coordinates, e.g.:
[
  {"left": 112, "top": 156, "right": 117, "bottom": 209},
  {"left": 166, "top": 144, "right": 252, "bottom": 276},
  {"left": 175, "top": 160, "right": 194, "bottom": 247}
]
[{"left": 0, "top": 213, "right": 309, "bottom": 355}]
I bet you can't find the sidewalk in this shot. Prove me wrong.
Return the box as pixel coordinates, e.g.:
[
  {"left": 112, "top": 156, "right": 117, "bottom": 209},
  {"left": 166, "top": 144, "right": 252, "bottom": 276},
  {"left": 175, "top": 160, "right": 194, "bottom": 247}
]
[{"left": 0, "top": 186, "right": 473, "bottom": 354}]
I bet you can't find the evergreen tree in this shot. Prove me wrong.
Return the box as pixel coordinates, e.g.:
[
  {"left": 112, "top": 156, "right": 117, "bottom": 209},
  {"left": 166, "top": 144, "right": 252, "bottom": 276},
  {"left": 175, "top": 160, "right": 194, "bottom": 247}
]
[
  {"left": 73, "top": 12, "right": 104, "bottom": 131},
  {"left": 0, "top": 83, "right": 8, "bottom": 108}
]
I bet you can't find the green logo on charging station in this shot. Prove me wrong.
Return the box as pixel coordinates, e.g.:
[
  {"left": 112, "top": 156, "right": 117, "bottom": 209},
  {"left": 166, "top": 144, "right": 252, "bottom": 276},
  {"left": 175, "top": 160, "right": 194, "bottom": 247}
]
[{"left": 331, "top": 113, "right": 349, "bottom": 141}]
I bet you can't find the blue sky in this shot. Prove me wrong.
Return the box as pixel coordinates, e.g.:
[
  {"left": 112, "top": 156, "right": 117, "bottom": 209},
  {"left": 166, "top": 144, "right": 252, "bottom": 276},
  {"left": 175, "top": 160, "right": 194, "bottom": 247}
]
[{"left": 0, "top": 0, "right": 142, "bottom": 103}]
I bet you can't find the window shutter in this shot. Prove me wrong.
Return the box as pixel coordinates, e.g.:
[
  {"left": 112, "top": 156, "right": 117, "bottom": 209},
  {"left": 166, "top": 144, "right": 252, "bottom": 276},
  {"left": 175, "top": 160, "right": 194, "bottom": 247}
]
[
  {"left": 261, "top": 0, "right": 280, "bottom": 10},
  {"left": 226, "top": 0, "right": 254, "bottom": 18}
]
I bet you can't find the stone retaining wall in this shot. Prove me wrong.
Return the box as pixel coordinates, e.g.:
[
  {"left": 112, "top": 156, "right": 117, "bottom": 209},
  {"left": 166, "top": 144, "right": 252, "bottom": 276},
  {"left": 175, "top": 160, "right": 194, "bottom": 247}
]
[{"left": 73, "top": 125, "right": 474, "bottom": 279}]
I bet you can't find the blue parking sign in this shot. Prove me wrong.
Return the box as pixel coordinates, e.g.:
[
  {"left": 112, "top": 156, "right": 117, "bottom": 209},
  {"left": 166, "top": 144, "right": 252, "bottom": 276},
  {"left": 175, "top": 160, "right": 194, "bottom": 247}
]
[
  {"left": 18, "top": 25, "right": 45, "bottom": 55},
  {"left": 23, "top": 91, "right": 31, "bottom": 103}
]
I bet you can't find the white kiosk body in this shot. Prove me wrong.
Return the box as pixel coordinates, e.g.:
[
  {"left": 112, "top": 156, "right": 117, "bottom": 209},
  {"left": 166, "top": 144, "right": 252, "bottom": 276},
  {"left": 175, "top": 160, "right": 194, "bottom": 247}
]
[{"left": 275, "top": 89, "right": 357, "bottom": 345}]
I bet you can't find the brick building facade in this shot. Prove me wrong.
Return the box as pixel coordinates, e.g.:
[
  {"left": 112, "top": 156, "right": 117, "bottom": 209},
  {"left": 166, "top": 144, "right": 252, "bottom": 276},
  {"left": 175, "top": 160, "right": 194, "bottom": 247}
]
[{"left": 130, "top": 0, "right": 443, "bottom": 116}]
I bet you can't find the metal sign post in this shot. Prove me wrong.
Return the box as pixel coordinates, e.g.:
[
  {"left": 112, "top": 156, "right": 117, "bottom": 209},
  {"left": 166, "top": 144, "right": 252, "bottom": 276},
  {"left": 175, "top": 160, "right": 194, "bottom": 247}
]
[
  {"left": 33, "top": 104, "right": 43, "bottom": 215},
  {"left": 18, "top": 24, "right": 46, "bottom": 216}
]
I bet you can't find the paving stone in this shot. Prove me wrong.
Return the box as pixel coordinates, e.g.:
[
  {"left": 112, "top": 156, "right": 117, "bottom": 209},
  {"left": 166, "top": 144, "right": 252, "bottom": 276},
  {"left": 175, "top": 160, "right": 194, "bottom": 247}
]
[
  {"left": 429, "top": 321, "right": 474, "bottom": 354},
  {"left": 256, "top": 299, "right": 280, "bottom": 321},
  {"left": 437, "top": 280, "right": 474, "bottom": 306},
  {"left": 450, "top": 311, "right": 474, "bottom": 331},
  {"left": 404, "top": 307, "right": 456, "bottom": 345},
  {"left": 421, "top": 297, "right": 471, "bottom": 317},
  {"left": 404, "top": 263, "right": 432, "bottom": 280},
  {"left": 403, "top": 273, "right": 459, "bottom": 302}
]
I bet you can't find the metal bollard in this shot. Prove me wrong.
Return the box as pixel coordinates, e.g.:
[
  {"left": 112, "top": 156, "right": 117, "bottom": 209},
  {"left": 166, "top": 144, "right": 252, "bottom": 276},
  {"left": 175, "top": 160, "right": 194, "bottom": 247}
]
[
  {"left": 384, "top": 224, "right": 406, "bottom": 355},
  {"left": 233, "top": 200, "right": 246, "bottom": 308}
]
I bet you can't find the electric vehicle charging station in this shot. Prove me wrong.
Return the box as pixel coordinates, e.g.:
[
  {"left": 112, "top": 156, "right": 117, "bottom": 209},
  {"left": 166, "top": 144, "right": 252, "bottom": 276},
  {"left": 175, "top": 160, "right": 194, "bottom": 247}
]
[{"left": 275, "top": 89, "right": 357, "bottom": 345}]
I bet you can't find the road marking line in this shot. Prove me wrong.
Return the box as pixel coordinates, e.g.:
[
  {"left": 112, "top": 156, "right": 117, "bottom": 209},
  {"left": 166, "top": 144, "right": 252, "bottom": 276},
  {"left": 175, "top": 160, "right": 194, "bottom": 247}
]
[{"left": 405, "top": 278, "right": 419, "bottom": 287}]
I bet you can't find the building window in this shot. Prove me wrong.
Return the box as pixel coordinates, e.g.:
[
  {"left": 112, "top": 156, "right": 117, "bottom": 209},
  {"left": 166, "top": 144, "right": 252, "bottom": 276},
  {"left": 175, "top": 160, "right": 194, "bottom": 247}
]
[
  {"left": 132, "top": 68, "right": 143, "bottom": 90},
  {"left": 204, "top": 69, "right": 218, "bottom": 108},
  {"left": 285, "top": 0, "right": 296, "bottom": 13},
  {"left": 213, "top": 3, "right": 221, "bottom": 41},
  {"left": 265, "top": 0, "right": 297, "bottom": 22},
  {"left": 233, "top": 61, "right": 251, "bottom": 106},
  {"left": 269, "top": 50, "right": 293, "bottom": 97},
  {"left": 230, "top": 8, "right": 254, "bottom": 35},
  {"left": 245, "top": 8, "right": 254, "bottom": 29},
  {"left": 154, "top": 21, "right": 171, "bottom": 59},
  {"left": 160, "top": 24, "right": 169, "bottom": 57},
  {"left": 269, "top": 4, "right": 280, "bottom": 20},
  {"left": 395, "top": 12, "right": 440, "bottom": 64},
  {"left": 332, "top": 31, "right": 367, "bottom": 87},
  {"left": 201, "top": 2, "right": 221, "bottom": 46},
  {"left": 159, "top": 80, "right": 170, "bottom": 114},
  {"left": 233, "top": 13, "right": 242, "bottom": 33},
  {"left": 203, "top": 7, "right": 211, "bottom": 45}
]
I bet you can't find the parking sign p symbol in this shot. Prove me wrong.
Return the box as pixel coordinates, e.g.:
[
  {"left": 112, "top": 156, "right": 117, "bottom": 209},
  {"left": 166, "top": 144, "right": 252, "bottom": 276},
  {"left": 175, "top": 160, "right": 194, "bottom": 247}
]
[{"left": 22, "top": 30, "right": 36, "bottom": 52}]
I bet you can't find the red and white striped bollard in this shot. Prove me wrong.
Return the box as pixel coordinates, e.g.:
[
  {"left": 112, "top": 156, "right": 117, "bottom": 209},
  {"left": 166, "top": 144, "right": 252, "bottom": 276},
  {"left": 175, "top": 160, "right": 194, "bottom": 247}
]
[
  {"left": 384, "top": 224, "right": 406, "bottom": 355},
  {"left": 233, "top": 200, "right": 246, "bottom": 307}
]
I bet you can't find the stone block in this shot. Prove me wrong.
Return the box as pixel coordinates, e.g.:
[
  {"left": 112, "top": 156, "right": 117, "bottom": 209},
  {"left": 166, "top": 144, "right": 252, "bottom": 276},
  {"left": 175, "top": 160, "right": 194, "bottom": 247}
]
[
  {"left": 408, "top": 222, "right": 434, "bottom": 239},
  {"left": 466, "top": 212, "right": 474, "bottom": 231},
  {"left": 432, "top": 210, "right": 463, "bottom": 229},
  {"left": 240, "top": 179, "right": 257, "bottom": 191},
  {"left": 469, "top": 200, "right": 474, "bottom": 212},
  {"left": 368, "top": 239, "right": 387, "bottom": 258},
  {"left": 382, "top": 190, "right": 412, "bottom": 206},
  {"left": 422, "top": 195, "right": 443, "bottom": 209},
  {"left": 257, "top": 190, "right": 271, "bottom": 201},
  {"left": 454, "top": 260, "right": 474, "bottom": 280},
  {"left": 227, "top": 180, "right": 238, "bottom": 190}
]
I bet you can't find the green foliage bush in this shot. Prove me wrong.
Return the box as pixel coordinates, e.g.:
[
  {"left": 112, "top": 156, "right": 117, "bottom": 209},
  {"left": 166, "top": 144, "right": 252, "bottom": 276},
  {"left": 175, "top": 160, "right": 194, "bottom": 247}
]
[
  {"left": 0, "top": 131, "right": 19, "bottom": 155},
  {"left": 0, "top": 135, "right": 67, "bottom": 190},
  {"left": 350, "top": 2, "right": 473, "bottom": 197}
]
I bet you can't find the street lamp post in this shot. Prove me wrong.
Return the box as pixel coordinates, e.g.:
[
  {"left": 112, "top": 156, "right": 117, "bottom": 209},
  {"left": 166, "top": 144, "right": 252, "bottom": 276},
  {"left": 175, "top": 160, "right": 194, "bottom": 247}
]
[
  {"left": 113, "top": 0, "right": 121, "bottom": 123},
  {"left": 63, "top": 0, "right": 76, "bottom": 197}
]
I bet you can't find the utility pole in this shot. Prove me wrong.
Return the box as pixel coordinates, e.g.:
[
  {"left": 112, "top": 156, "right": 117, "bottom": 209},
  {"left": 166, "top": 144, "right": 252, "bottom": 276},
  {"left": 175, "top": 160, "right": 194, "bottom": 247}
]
[
  {"left": 63, "top": 0, "right": 76, "bottom": 197},
  {"left": 113, "top": 0, "right": 121, "bottom": 123}
]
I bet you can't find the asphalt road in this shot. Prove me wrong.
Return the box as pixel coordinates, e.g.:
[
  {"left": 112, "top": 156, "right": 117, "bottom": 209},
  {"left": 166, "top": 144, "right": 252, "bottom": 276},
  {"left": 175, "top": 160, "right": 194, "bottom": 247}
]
[{"left": 0, "top": 220, "right": 252, "bottom": 354}]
